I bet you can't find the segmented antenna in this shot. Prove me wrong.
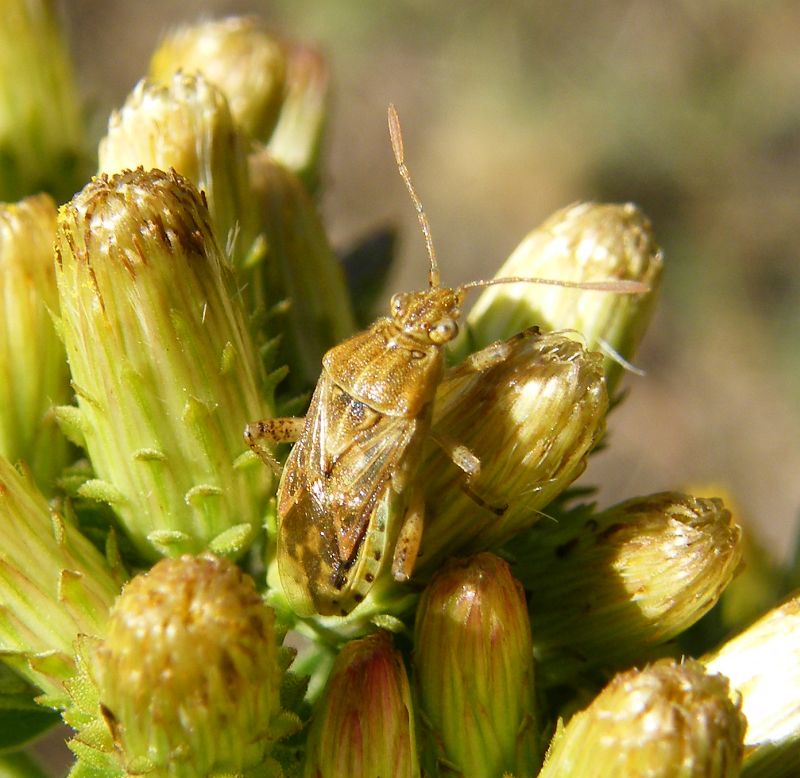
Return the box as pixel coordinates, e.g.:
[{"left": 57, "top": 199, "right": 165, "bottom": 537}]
[
  {"left": 388, "top": 104, "right": 441, "bottom": 288},
  {"left": 461, "top": 276, "right": 650, "bottom": 294}
]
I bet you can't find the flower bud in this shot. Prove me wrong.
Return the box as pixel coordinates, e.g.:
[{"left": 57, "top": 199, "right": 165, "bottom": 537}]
[
  {"left": 538, "top": 659, "right": 745, "bottom": 778},
  {"left": 514, "top": 493, "right": 742, "bottom": 683},
  {"left": 414, "top": 553, "right": 539, "bottom": 778},
  {"left": 0, "top": 194, "right": 70, "bottom": 490},
  {"left": 247, "top": 148, "right": 355, "bottom": 390},
  {"left": 92, "top": 555, "right": 284, "bottom": 777},
  {"left": 303, "top": 630, "right": 419, "bottom": 778},
  {"left": 266, "top": 44, "right": 329, "bottom": 192},
  {"left": 416, "top": 328, "right": 607, "bottom": 576},
  {"left": 0, "top": 456, "right": 120, "bottom": 704},
  {"left": 0, "top": 0, "right": 85, "bottom": 201},
  {"left": 686, "top": 485, "right": 782, "bottom": 638},
  {"left": 460, "top": 202, "right": 662, "bottom": 391},
  {"left": 98, "top": 73, "right": 255, "bottom": 269},
  {"left": 54, "top": 168, "right": 272, "bottom": 560},
  {"left": 704, "top": 594, "right": 800, "bottom": 777},
  {"left": 149, "top": 16, "right": 287, "bottom": 143},
  {"left": 149, "top": 17, "right": 328, "bottom": 190}
]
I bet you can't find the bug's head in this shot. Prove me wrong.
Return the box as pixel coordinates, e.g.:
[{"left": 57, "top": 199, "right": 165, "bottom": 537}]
[{"left": 390, "top": 286, "right": 463, "bottom": 345}]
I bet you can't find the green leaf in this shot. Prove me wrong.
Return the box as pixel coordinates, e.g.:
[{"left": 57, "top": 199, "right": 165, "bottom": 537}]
[
  {"left": 0, "top": 752, "right": 49, "bottom": 778},
  {"left": 0, "top": 707, "right": 60, "bottom": 753},
  {"left": 0, "top": 664, "right": 60, "bottom": 753}
]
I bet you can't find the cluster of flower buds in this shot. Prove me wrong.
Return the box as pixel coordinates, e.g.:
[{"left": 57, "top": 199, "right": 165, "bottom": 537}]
[{"left": 0, "top": 4, "right": 796, "bottom": 778}]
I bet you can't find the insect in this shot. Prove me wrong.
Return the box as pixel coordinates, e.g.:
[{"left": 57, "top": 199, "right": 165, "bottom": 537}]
[{"left": 245, "top": 105, "right": 647, "bottom": 618}]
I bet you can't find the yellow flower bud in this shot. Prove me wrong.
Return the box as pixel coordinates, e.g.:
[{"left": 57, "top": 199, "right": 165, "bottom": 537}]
[
  {"left": 98, "top": 73, "right": 254, "bottom": 269},
  {"left": 92, "top": 555, "right": 284, "bottom": 777},
  {"left": 538, "top": 659, "right": 745, "bottom": 778},
  {"left": 246, "top": 149, "right": 355, "bottom": 390},
  {"left": 150, "top": 17, "right": 286, "bottom": 141},
  {"left": 516, "top": 492, "right": 742, "bottom": 682},
  {"left": 149, "top": 16, "right": 327, "bottom": 189},
  {"left": 0, "top": 0, "right": 85, "bottom": 200},
  {"left": 0, "top": 194, "right": 70, "bottom": 490},
  {"left": 461, "top": 202, "right": 662, "bottom": 391},
  {"left": 416, "top": 328, "right": 607, "bottom": 576}
]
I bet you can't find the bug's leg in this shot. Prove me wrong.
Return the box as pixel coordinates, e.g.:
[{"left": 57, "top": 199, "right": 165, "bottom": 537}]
[
  {"left": 431, "top": 432, "right": 507, "bottom": 516},
  {"left": 459, "top": 339, "right": 513, "bottom": 372},
  {"left": 243, "top": 417, "right": 305, "bottom": 476},
  {"left": 392, "top": 489, "right": 425, "bottom": 582}
]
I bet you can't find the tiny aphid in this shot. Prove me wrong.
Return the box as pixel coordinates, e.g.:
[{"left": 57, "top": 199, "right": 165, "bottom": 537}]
[{"left": 245, "top": 105, "right": 647, "bottom": 618}]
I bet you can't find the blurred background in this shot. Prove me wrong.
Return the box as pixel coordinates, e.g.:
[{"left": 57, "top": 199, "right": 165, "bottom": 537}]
[{"left": 59, "top": 1, "right": 799, "bottom": 557}]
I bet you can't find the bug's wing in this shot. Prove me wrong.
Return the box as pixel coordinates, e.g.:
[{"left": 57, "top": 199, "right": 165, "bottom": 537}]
[{"left": 277, "top": 376, "right": 421, "bottom": 616}]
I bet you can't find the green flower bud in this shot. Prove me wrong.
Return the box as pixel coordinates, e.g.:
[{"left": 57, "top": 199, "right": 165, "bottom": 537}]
[
  {"left": 54, "top": 168, "right": 272, "bottom": 561},
  {"left": 247, "top": 148, "right": 355, "bottom": 390},
  {"left": 149, "top": 16, "right": 287, "bottom": 143},
  {"left": 0, "top": 0, "right": 85, "bottom": 201},
  {"left": 414, "top": 553, "right": 539, "bottom": 778},
  {"left": 0, "top": 194, "right": 70, "bottom": 490},
  {"left": 266, "top": 44, "right": 329, "bottom": 192},
  {"left": 303, "top": 630, "right": 419, "bottom": 778},
  {"left": 92, "top": 555, "right": 284, "bottom": 777},
  {"left": 416, "top": 328, "right": 607, "bottom": 577},
  {"left": 459, "top": 202, "right": 662, "bottom": 391},
  {"left": 98, "top": 73, "right": 255, "bottom": 269},
  {"left": 704, "top": 594, "right": 800, "bottom": 778},
  {"left": 514, "top": 493, "right": 742, "bottom": 683},
  {"left": 0, "top": 456, "right": 120, "bottom": 704},
  {"left": 538, "top": 659, "right": 745, "bottom": 778}
]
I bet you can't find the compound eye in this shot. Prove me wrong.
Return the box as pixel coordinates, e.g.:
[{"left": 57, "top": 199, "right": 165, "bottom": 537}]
[
  {"left": 390, "top": 293, "right": 407, "bottom": 318},
  {"left": 429, "top": 318, "right": 458, "bottom": 344}
]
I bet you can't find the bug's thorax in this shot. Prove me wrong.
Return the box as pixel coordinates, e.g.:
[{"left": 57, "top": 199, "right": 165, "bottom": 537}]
[{"left": 322, "top": 285, "right": 463, "bottom": 418}]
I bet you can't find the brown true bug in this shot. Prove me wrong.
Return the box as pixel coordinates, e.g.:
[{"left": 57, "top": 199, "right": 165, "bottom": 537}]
[{"left": 245, "top": 104, "right": 647, "bottom": 618}]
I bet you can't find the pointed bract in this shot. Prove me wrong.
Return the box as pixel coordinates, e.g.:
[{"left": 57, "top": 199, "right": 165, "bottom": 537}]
[{"left": 0, "top": 456, "right": 120, "bottom": 703}]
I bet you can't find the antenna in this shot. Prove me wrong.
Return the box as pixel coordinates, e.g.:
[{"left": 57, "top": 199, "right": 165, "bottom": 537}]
[
  {"left": 461, "top": 276, "right": 650, "bottom": 294},
  {"left": 388, "top": 104, "right": 441, "bottom": 288}
]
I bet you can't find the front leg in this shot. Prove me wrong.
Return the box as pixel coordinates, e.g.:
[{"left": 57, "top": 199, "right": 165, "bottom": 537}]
[
  {"left": 243, "top": 417, "right": 305, "bottom": 475},
  {"left": 431, "top": 431, "right": 507, "bottom": 516}
]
